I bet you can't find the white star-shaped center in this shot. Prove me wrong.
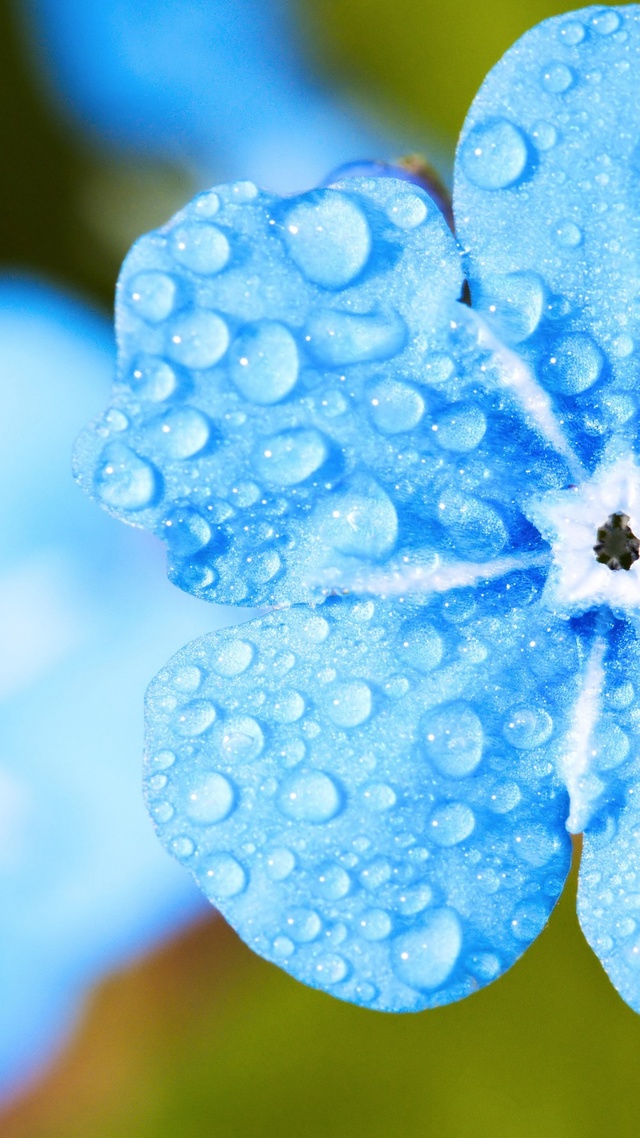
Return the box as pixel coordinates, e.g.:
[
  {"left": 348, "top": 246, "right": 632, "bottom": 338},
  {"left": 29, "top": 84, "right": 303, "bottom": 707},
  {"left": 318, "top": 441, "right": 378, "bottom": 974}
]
[{"left": 526, "top": 455, "right": 640, "bottom": 616}]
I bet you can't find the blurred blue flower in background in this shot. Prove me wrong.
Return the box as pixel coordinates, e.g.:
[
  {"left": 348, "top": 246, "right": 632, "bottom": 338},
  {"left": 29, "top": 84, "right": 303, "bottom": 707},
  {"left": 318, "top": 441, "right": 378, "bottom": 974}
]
[
  {"left": 0, "top": 279, "right": 244, "bottom": 1100},
  {"left": 22, "top": 0, "right": 385, "bottom": 192},
  {"left": 76, "top": 4, "right": 640, "bottom": 1016}
]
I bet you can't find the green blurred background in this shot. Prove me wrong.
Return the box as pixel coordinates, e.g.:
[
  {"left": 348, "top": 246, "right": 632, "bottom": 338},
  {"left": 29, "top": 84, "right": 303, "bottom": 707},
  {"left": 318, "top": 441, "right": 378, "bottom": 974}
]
[{"left": 3, "top": 1, "right": 638, "bottom": 1134}]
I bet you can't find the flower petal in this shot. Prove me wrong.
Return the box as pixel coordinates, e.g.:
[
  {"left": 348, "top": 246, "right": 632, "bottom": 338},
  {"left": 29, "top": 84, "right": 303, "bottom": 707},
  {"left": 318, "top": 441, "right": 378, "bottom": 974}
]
[
  {"left": 578, "top": 617, "right": 640, "bottom": 1011},
  {"left": 144, "top": 586, "right": 577, "bottom": 1010},
  {"left": 454, "top": 5, "right": 640, "bottom": 470},
  {"left": 75, "top": 176, "right": 568, "bottom": 606}
]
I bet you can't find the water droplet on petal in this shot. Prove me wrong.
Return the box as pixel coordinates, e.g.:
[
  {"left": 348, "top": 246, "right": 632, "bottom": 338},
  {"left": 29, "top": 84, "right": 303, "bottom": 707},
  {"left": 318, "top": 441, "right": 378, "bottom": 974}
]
[
  {"left": 213, "top": 640, "right": 254, "bottom": 677},
  {"left": 305, "top": 308, "right": 406, "bottom": 367},
  {"left": 255, "top": 429, "right": 328, "bottom": 486},
  {"left": 282, "top": 191, "right": 371, "bottom": 288},
  {"left": 326, "top": 681, "right": 372, "bottom": 727},
  {"left": 460, "top": 119, "right": 528, "bottom": 190},
  {"left": 127, "top": 271, "right": 177, "bottom": 322},
  {"left": 272, "top": 690, "right": 305, "bottom": 723},
  {"left": 429, "top": 802, "right": 475, "bottom": 846},
  {"left": 386, "top": 192, "right": 428, "bottom": 228},
  {"left": 423, "top": 702, "right": 484, "bottom": 777},
  {"left": 186, "top": 772, "right": 235, "bottom": 824},
  {"left": 265, "top": 847, "right": 296, "bottom": 881},
  {"left": 435, "top": 405, "right": 486, "bottom": 452},
  {"left": 285, "top": 908, "right": 322, "bottom": 942},
  {"left": 369, "top": 378, "right": 425, "bottom": 434},
  {"left": 554, "top": 220, "right": 583, "bottom": 247},
  {"left": 590, "top": 9, "right": 621, "bottom": 35},
  {"left": 277, "top": 769, "right": 342, "bottom": 823},
  {"left": 201, "top": 853, "right": 247, "bottom": 897},
  {"left": 156, "top": 407, "right": 211, "bottom": 458},
  {"left": 531, "top": 121, "right": 558, "bottom": 151},
  {"left": 315, "top": 953, "right": 348, "bottom": 984},
  {"left": 171, "top": 836, "right": 195, "bottom": 859},
  {"left": 359, "top": 909, "right": 393, "bottom": 940},
  {"left": 96, "top": 443, "right": 158, "bottom": 510},
  {"left": 362, "top": 783, "right": 397, "bottom": 812},
  {"left": 543, "top": 333, "right": 604, "bottom": 394},
  {"left": 174, "top": 699, "right": 217, "bottom": 736},
  {"left": 318, "top": 481, "right": 398, "bottom": 558},
  {"left": 503, "top": 706, "right": 553, "bottom": 749},
  {"left": 168, "top": 310, "right": 229, "bottom": 369},
  {"left": 316, "top": 864, "right": 352, "bottom": 900},
  {"left": 230, "top": 320, "right": 299, "bottom": 404},
  {"left": 169, "top": 222, "right": 230, "bottom": 274},
  {"left": 221, "top": 716, "right": 264, "bottom": 761},
  {"left": 541, "top": 62, "right": 575, "bottom": 94},
  {"left": 130, "top": 356, "right": 178, "bottom": 402},
  {"left": 559, "top": 20, "right": 586, "bottom": 45},
  {"left": 163, "top": 508, "right": 212, "bottom": 556},
  {"left": 392, "top": 909, "right": 462, "bottom": 990}
]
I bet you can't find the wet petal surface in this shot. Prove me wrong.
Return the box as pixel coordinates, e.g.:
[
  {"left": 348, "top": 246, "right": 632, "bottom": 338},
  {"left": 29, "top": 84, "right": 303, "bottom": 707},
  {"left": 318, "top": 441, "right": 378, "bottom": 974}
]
[
  {"left": 145, "top": 589, "right": 577, "bottom": 1010},
  {"left": 454, "top": 5, "right": 640, "bottom": 472}
]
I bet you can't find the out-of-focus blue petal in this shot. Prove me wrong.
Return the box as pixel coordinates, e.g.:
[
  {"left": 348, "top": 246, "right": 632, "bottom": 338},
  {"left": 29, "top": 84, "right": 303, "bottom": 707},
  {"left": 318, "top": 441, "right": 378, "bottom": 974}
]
[
  {"left": 578, "top": 618, "right": 640, "bottom": 1011},
  {"left": 144, "top": 588, "right": 578, "bottom": 1011},
  {"left": 454, "top": 5, "right": 640, "bottom": 471},
  {"left": 22, "top": 0, "right": 382, "bottom": 191},
  {"left": 0, "top": 280, "right": 239, "bottom": 1099},
  {"left": 75, "top": 176, "right": 571, "bottom": 607}
]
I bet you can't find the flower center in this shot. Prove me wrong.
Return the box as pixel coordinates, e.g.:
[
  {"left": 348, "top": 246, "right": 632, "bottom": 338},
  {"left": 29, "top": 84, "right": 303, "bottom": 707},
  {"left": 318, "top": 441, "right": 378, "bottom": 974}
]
[{"left": 593, "top": 512, "right": 640, "bottom": 572}]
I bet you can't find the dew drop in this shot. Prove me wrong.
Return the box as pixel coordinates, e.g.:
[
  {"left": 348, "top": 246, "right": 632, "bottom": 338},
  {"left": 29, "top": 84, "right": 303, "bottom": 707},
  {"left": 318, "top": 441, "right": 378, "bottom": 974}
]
[
  {"left": 554, "top": 220, "right": 583, "bottom": 247},
  {"left": 127, "top": 271, "right": 177, "bottom": 322},
  {"left": 397, "top": 883, "right": 433, "bottom": 916},
  {"left": 359, "top": 909, "right": 392, "bottom": 941},
  {"left": 511, "top": 900, "right": 550, "bottom": 941},
  {"left": 151, "top": 750, "right": 176, "bottom": 770},
  {"left": 423, "top": 702, "right": 484, "bottom": 777},
  {"left": 213, "top": 640, "right": 254, "bottom": 677},
  {"left": 487, "top": 781, "right": 522, "bottom": 813},
  {"left": 171, "top": 836, "right": 195, "bottom": 859},
  {"left": 541, "top": 62, "right": 575, "bottom": 93},
  {"left": 326, "top": 681, "right": 372, "bottom": 727},
  {"left": 272, "top": 690, "right": 305, "bottom": 723},
  {"left": 318, "top": 481, "right": 398, "bottom": 558},
  {"left": 305, "top": 308, "right": 406, "bottom": 367},
  {"left": 230, "top": 321, "right": 299, "bottom": 404},
  {"left": 282, "top": 191, "right": 371, "bottom": 288},
  {"left": 277, "top": 769, "right": 342, "bottom": 823},
  {"left": 152, "top": 801, "right": 174, "bottom": 823},
  {"left": 168, "top": 310, "right": 229, "bottom": 369},
  {"left": 369, "top": 378, "right": 424, "bottom": 434},
  {"left": 163, "top": 508, "right": 212, "bottom": 556},
  {"left": 503, "top": 706, "right": 553, "bottom": 749},
  {"left": 531, "top": 121, "right": 558, "bottom": 151},
  {"left": 392, "top": 909, "right": 462, "bottom": 990},
  {"left": 543, "top": 333, "right": 604, "bottom": 394},
  {"left": 591, "top": 10, "right": 621, "bottom": 35},
  {"left": 435, "top": 405, "right": 486, "bottom": 452},
  {"left": 559, "top": 20, "right": 586, "bottom": 45},
  {"left": 285, "top": 908, "right": 322, "bottom": 942},
  {"left": 202, "top": 853, "right": 247, "bottom": 898},
  {"left": 316, "top": 864, "right": 352, "bottom": 900},
  {"left": 174, "top": 699, "right": 216, "bottom": 736},
  {"left": 173, "top": 665, "right": 202, "bottom": 693},
  {"left": 315, "top": 953, "right": 348, "bottom": 984},
  {"left": 156, "top": 407, "right": 211, "bottom": 458},
  {"left": 186, "top": 772, "right": 235, "bottom": 824},
  {"left": 169, "top": 222, "right": 230, "bottom": 274},
  {"left": 96, "top": 443, "right": 158, "bottom": 511},
  {"left": 386, "top": 192, "right": 428, "bottom": 228},
  {"left": 221, "top": 716, "right": 264, "bottom": 762},
  {"left": 400, "top": 624, "right": 444, "bottom": 673},
  {"left": 272, "top": 936, "right": 295, "bottom": 957},
  {"left": 256, "top": 428, "right": 328, "bottom": 486},
  {"left": 362, "top": 783, "right": 397, "bottom": 812},
  {"left": 460, "top": 119, "right": 528, "bottom": 190},
  {"left": 130, "top": 356, "right": 178, "bottom": 402},
  {"left": 265, "top": 847, "right": 296, "bottom": 881},
  {"left": 429, "top": 802, "right": 475, "bottom": 846}
]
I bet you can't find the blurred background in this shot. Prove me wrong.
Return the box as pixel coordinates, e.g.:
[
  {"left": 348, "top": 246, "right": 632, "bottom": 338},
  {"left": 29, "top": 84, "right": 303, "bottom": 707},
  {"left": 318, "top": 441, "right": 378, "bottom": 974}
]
[{"left": 2, "top": 0, "right": 640, "bottom": 1134}]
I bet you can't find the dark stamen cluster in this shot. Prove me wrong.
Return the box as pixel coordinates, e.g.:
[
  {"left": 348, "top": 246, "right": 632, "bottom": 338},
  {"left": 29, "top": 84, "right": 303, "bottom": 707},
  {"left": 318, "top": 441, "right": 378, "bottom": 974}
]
[{"left": 594, "top": 512, "right": 640, "bottom": 571}]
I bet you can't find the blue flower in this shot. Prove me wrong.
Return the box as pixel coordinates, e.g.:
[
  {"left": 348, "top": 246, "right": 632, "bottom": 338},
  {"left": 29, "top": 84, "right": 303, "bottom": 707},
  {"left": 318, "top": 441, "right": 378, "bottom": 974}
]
[
  {"left": 25, "top": 0, "right": 383, "bottom": 191},
  {"left": 0, "top": 279, "right": 245, "bottom": 1099},
  {"left": 76, "top": 5, "right": 640, "bottom": 1013}
]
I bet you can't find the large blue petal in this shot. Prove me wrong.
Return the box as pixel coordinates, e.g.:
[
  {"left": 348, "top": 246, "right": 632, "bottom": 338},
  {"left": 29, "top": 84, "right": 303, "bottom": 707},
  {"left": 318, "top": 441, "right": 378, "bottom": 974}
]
[
  {"left": 75, "top": 176, "right": 570, "bottom": 607},
  {"left": 144, "top": 584, "right": 579, "bottom": 1011},
  {"left": 579, "top": 617, "right": 640, "bottom": 1011},
  {"left": 23, "top": 0, "right": 380, "bottom": 191},
  {"left": 0, "top": 280, "right": 240, "bottom": 1099},
  {"left": 454, "top": 4, "right": 640, "bottom": 471}
]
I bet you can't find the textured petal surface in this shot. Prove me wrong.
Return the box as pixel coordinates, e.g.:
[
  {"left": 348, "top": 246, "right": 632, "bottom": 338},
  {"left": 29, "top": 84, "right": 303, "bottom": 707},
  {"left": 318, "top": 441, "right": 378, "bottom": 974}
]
[
  {"left": 75, "top": 176, "right": 570, "bottom": 607},
  {"left": 454, "top": 4, "right": 640, "bottom": 471},
  {"left": 144, "top": 586, "right": 578, "bottom": 1011},
  {"left": 24, "top": 0, "right": 380, "bottom": 191},
  {"left": 578, "top": 618, "right": 640, "bottom": 1010},
  {"left": 0, "top": 280, "right": 240, "bottom": 1098}
]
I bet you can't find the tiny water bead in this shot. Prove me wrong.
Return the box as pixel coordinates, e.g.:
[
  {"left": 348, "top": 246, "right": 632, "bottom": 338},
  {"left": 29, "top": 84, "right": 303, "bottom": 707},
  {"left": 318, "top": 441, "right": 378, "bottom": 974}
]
[
  {"left": 541, "top": 62, "right": 575, "bottom": 94},
  {"left": 459, "top": 119, "right": 529, "bottom": 190},
  {"left": 145, "top": 597, "right": 575, "bottom": 1011}
]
